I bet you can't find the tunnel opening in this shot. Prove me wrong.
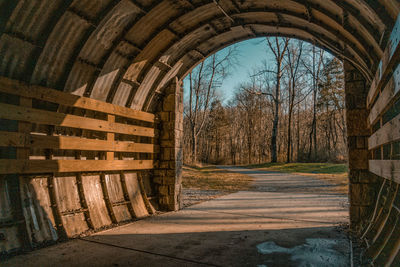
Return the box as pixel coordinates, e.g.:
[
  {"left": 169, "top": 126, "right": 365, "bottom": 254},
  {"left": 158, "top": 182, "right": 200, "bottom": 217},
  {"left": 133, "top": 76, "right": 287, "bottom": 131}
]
[
  {"left": 0, "top": 0, "right": 399, "bottom": 265},
  {"left": 179, "top": 36, "right": 350, "bottom": 205},
  {"left": 181, "top": 38, "right": 348, "bottom": 165}
]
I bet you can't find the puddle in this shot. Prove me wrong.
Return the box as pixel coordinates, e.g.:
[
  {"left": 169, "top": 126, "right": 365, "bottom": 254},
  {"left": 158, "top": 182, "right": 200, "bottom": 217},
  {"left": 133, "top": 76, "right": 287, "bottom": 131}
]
[{"left": 256, "top": 238, "right": 348, "bottom": 267}]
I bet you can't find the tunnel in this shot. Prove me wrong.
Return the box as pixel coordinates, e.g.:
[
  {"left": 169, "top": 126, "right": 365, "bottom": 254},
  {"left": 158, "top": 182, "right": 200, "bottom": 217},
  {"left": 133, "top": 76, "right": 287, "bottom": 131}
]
[{"left": 0, "top": 0, "right": 400, "bottom": 265}]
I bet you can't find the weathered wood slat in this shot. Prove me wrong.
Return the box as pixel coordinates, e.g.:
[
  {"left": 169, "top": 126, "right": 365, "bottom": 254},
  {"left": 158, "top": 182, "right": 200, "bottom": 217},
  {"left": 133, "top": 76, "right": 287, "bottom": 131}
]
[
  {"left": 368, "top": 112, "right": 400, "bottom": 149},
  {"left": 106, "top": 115, "right": 115, "bottom": 160},
  {"left": 369, "top": 68, "right": 400, "bottom": 125},
  {"left": 15, "top": 97, "right": 32, "bottom": 248},
  {"left": 100, "top": 173, "right": 117, "bottom": 224},
  {"left": 0, "top": 160, "right": 154, "bottom": 174},
  {"left": 75, "top": 173, "right": 94, "bottom": 230},
  {"left": 81, "top": 175, "right": 112, "bottom": 229},
  {"left": 0, "top": 103, "right": 154, "bottom": 137},
  {"left": 125, "top": 173, "right": 150, "bottom": 217},
  {"left": 384, "top": 223, "right": 400, "bottom": 266},
  {"left": 369, "top": 160, "right": 400, "bottom": 183},
  {"left": 0, "top": 76, "right": 155, "bottom": 123},
  {"left": 367, "top": 15, "right": 400, "bottom": 107},
  {"left": 0, "top": 131, "right": 156, "bottom": 153},
  {"left": 47, "top": 175, "right": 68, "bottom": 240}
]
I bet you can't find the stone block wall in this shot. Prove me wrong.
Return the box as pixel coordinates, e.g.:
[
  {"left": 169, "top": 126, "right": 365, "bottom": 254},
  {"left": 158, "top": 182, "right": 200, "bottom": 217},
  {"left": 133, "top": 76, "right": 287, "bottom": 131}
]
[
  {"left": 344, "top": 61, "right": 380, "bottom": 231},
  {"left": 154, "top": 78, "right": 183, "bottom": 211}
]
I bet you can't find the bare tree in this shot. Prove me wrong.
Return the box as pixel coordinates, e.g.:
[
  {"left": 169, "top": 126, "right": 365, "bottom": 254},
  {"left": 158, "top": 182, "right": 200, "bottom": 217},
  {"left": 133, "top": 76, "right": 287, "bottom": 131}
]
[
  {"left": 182, "top": 40, "right": 347, "bottom": 166},
  {"left": 185, "top": 47, "right": 237, "bottom": 164},
  {"left": 303, "top": 45, "right": 324, "bottom": 160},
  {"left": 266, "top": 37, "right": 290, "bottom": 163},
  {"left": 285, "top": 40, "right": 304, "bottom": 162}
]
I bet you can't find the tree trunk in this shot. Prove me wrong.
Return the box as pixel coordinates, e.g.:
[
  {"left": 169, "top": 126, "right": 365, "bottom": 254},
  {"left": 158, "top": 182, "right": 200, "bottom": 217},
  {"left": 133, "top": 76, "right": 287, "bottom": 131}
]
[
  {"left": 287, "top": 109, "right": 292, "bottom": 163},
  {"left": 271, "top": 98, "right": 279, "bottom": 162},
  {"left": 192, "top": 126, "right": 197, "bottom": 164},
  {"left": 297, "top": 105, "right": 300, "bottom": 161}
]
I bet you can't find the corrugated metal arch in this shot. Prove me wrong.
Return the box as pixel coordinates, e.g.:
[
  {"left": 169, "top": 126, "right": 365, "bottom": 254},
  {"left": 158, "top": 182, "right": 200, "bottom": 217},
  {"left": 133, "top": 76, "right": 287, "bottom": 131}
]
[{"left": 0, "top": 0, "right": 398, "bottom": 111}]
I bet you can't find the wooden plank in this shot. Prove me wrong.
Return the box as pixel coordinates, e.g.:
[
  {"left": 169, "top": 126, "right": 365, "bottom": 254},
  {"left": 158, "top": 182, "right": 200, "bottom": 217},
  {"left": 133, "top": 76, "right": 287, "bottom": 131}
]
[
  {"left": 119, "top": 172, "right": 140, "bottom": 219},
  {"left": 17, "top": 97, "right": 31, "bottom": 159},
  {"left": 369, "top": 112, "right": 400, "bottom": 149},
  {"left": 81, "top": 175, "right": 112, "bottom": 229},
  {"left": 0, "top": 131, "right": 157, "bottom": 153},
  {"left": 369, "top": 66, "right": 400, "bottom": 125},
  {"left": 100, "top": 174, "right": 117, "bottom": 224},
  {"left": 124, "top": 172, "right": 149, "bottom": 218},
  {"left": 137, "top": 172, "right": 156, "bottom": 214},
  {"left": 385, "top": 226, "right": 400, "bottom": 266},
  {"left": 15, "top": 96, "right": 32, "bottom": 248},
  {"left": 0, "top": 76, "right": 155, "bottom": 123},
  {"left": 105, "top": 173, "right": 131, "bottom": 223},
  {"left": 0, "top": 160, "right": 154, "bottom": 174},
  {"left": 367, "top": 14, "right": 400, "bottom": 107},
  {"left": 369, "top": 160, "right": 400, "bottom": 183},
  {"left": 76, "top": 173, "right": 94, "bottom": 230},
  {"left": 106, "top": 115, "right": 115, "bottom": 160},
  {"left": 0, "top": 103, "right": 155, "bottom": 137},
  {"left": 47, "top": 175, "right": 68, "bottom": 240}
]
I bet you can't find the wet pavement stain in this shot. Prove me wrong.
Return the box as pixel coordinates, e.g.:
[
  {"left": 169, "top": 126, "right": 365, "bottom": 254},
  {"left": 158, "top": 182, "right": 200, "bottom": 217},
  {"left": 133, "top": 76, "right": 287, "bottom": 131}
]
[{"left": 257, "top": 238, "right": 348, "bottom": 267}]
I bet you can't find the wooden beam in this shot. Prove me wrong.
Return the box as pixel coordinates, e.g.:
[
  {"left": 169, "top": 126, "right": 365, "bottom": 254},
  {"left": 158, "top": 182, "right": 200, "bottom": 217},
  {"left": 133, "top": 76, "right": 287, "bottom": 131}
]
[
  {"left": 0, "top": 160, "right": 154, "bottom": 174},
  {"left": 369, "top": 160, "right": 400, "bottom": 183},
  {"left": 369, "top": 112, "right": 400, "bottom": 149},
  {"left": 368, "top": 15, "right": 400, "bottom": 107},
  {"left": 0, "top": 103, "right": 155, "bottom": 137},
  {"left": 368, "top": 70, "right": 400, "bottom": 126},
  {"left": 0, "top": 76, "right": 155, "bottom": 123},
  {"left": 0, "top": 131, "right": 157, "bottom": 153},
  {"left": 106, "top": 115, "right": 115, "bottom": 160}
]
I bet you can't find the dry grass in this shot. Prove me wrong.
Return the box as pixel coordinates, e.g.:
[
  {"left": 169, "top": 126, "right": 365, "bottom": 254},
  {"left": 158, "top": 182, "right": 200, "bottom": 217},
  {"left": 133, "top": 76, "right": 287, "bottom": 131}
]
[
  {"left": 182, "top": 165, "right": 253, "bottom": 192},
  {"left": 294, "top": 172, "right": 348, "bottom": 194}
]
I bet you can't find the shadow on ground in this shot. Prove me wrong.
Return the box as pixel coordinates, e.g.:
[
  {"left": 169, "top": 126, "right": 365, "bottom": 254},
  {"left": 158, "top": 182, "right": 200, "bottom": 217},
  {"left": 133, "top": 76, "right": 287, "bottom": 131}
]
[
  {"left": 2, "top": 167, "right": 350, "bottom": 267},
  {"left": 3, "top": 227, "right": 349, "bottom": 267}
]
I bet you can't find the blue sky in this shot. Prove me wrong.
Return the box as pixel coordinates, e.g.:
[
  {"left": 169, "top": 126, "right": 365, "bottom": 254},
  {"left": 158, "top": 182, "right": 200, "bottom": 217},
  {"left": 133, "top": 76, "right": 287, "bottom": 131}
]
[{"left": 183, "top": 37, "right": 272, "bottom": 103}]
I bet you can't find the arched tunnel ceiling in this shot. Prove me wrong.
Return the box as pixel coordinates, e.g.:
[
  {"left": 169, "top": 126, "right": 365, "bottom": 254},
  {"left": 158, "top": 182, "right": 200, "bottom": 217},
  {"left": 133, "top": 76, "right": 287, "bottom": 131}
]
[{"left": 0, "top": 0, "right": 399, "bottom": 111}]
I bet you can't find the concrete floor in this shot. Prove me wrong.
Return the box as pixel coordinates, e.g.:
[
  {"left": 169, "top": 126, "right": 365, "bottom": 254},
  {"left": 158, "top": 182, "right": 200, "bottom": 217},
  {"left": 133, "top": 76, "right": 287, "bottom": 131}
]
[{"left": 2, "top": 168, "right": 350, "bottom": 267}]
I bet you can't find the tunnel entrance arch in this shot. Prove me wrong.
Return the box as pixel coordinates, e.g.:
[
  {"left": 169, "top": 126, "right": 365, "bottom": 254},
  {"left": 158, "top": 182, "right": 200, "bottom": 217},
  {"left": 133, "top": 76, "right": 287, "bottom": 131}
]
[{"left": 0, "top": 0, "right": 399, "bottom": 264}]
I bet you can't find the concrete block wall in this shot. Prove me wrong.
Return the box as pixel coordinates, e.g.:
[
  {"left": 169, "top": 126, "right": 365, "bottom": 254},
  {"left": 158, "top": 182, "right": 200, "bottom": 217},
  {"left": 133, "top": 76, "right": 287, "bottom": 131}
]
[
  {"left": 344, "top": 61, "right": 381, "bottom": 231},
  {"left": 154, "top": 78, "right": 183, "bottom": 211}
]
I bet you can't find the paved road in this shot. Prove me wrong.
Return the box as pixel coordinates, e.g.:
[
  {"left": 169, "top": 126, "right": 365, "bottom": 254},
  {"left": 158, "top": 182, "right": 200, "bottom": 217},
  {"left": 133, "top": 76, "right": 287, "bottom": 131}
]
[{"left": 2, "top": 167, "right": 350, "bottom": 267}]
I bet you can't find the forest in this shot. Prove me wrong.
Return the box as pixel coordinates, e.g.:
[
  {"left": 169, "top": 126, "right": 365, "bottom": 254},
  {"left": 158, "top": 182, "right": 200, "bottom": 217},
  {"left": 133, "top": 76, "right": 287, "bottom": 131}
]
[{"left": 183, "top": 37, "right": 347, "bottom": 165}]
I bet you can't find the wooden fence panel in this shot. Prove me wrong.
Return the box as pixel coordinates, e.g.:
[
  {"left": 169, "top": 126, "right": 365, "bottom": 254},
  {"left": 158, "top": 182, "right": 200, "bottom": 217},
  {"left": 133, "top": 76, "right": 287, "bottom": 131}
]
[
  {"left": 0, "top": 77, "right": 157, "bottom": 248},
  {"left": 369, "top": 160, "right": 400, "bottom": 183},
  {"left": 367, "top": 15, "right": 400, "bottom": 107}
]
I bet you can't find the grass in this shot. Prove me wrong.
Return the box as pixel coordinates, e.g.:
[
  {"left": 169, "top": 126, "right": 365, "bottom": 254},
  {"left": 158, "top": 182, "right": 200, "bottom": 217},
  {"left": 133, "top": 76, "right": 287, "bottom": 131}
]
[
  {"left": 182, "top": 165, "right": 253, "bottom": 192},
  {"left": 244, "top": 162, "right": 349, "bottom": 194}
]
